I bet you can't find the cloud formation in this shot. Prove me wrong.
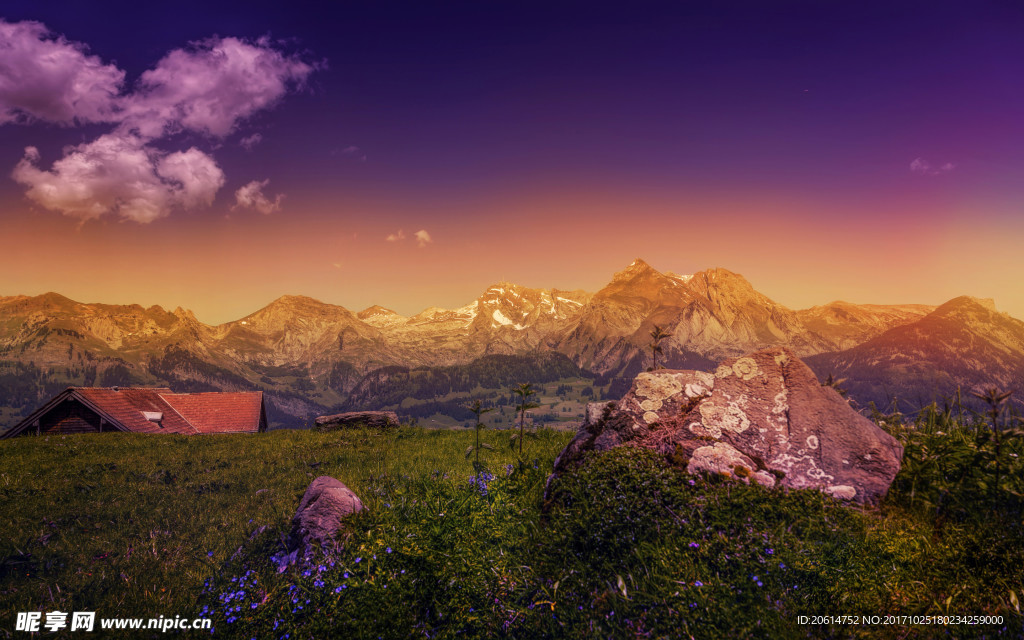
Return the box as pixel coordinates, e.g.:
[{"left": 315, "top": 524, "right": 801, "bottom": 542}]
[
  {"left": 385, "top": 228, "right": 433, "bottom": 247},
  {"left": 0, "top": 20, "right": 314, "bottom": 223},
  {"left": 233, "top": 179, "right": 283, "bottom": 215},
  {"left": 910, "top": 157, "right": 955, "bottom": 176},
  {"left": 12, "top": 134, "right": 223, "bottom": 223},
  {"left": 239, "top": 133, "right": 263, "bottom": 150},
  {"left": 0, "top": 20, "right": 124, "bottom": 125},
  {"left": 414, "top": 229, "right": 433, "bottom": 247},
  {"left": 120, "top": 36, "right": 312, "bottom": 139}
]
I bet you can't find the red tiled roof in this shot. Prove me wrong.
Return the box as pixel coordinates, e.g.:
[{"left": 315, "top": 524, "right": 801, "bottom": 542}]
[
  {"left": 160, "top": 391, "right": 264, "bottom": 433},
  {"left": 73, "top": 388, "right": 198, "bottom": 434},
  {"left": 4, "top": 387, "right": 266, "bottom": 437}
]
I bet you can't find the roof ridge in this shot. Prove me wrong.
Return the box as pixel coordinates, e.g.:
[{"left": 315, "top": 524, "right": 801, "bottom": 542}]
[
  {"left": 72, "top": 386, "right": 173, "bottom": 390},
  {"left": 157, "top": 393, "right": 200, "bottom": 434},
  {"left": 68, "top": 388, "right": 130, "bottom": 433},
  {"left": 163, "top": 390, "right": 261, "bottom": 396}
]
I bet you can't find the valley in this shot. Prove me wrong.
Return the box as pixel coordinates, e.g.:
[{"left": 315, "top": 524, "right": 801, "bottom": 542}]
[{"left": 2, "top": 259, "right": 1022, "bottom": 430}]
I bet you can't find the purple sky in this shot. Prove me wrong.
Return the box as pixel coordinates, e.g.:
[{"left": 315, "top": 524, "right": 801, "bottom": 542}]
[{"left": 1, "top": 1, "right": 1023, "bottom": 322}]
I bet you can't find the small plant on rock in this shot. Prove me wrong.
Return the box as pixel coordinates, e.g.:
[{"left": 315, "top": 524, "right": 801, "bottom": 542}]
[
  {"left": 822, "top": 373, "right": 848, "bottom": 398},
  {"left": 648, "top": 324, "right": 670, "bottom": 370}
]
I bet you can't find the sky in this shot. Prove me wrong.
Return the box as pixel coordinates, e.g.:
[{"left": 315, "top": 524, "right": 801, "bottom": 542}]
[{"left": 1, "top": 1, "right": 1022, "bottom": 324}]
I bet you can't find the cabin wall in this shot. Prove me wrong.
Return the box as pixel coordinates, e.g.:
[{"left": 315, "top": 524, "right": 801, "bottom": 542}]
[{"left": 40, "top": 401, "right": 104, "bottom": 434}]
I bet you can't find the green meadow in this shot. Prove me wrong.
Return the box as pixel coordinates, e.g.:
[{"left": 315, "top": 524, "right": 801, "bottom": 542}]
[{"left": 0, "top": 414, "right": 1021, "bottom": 639}]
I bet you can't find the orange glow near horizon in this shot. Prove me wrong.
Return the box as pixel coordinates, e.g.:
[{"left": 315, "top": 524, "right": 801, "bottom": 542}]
[
  {"left": 2, "top": 4, "right": 1023, "bottom": 331},
  {"left": 2, "top": 186, "right": 1022, "bottom": 325}
]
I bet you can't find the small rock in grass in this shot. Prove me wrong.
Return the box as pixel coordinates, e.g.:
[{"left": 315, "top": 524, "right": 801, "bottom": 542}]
[{"left": 288, "top": 476, "right": 364, "bottom": 554}]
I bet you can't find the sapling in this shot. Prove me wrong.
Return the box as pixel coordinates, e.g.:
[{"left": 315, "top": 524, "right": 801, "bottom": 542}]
[
  {"left": 511, "top": 382, "right": 539, "bottom": 455},
  {"left": 648, "top": 324, "right": 669, "bottom": 371},
  {"left": 465, "top": 399, "right": 494, "bottom": 471},
  {"left": 972, "top": 387, "right": 1012, "bottom": 505}
]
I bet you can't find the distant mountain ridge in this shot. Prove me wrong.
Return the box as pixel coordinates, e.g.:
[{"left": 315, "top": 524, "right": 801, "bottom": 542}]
[
  {"left": 806, "top": 296, "right": 1024, "bottom": 410},
  {"left": 2, "top": 259, "right": 1020, "bottom": 426}
]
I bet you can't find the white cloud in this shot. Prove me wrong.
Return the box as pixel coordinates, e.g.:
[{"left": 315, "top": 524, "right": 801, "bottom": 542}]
[
  {"left": 120, "top": 36, "right": 313, "bottom": 139},
  {"left": 910, "top": 157, "right": 955, "bottom": 176},
  {"left": 239, "top": 133, "right": 262, "bottom": 150},
  {"left": 385, "top": 228, "right": 433, "bottom": 247},
  {"left": 0, "top": 20, "right": 316, "bottom": 223},
  {"left": 414, "top": 229, "right": 433, "bottom": 247},
  {"left": 156, "top": 147, "right": 226, "bottom": 208},
  {"left": 12, "top": 133, "right": 224, "bottom": 223},
  {"left": 233, "top": 179, "right": 283, "bottom": 215},
  {"left": 0, "top": 19, "right": 124, "bottom": 125}
]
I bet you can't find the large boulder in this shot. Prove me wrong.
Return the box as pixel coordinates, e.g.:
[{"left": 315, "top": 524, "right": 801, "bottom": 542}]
[
  {"left": 314, "top": 411, "right": 400, "bottom": 430},
  {"left": 550, "top": 347, "right": 903, "bottom": 504},
  {"left": 289, "top": 476, "right": 365, "bottom": 552}
]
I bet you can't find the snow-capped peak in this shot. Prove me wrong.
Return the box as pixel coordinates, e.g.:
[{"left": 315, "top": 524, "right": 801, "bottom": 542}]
[
  {"left": 455, "top": 300, "right": 480, "bottom": 320},
  {"left": 666, "top": 273, "right": 694, "bottom": 285},
  {"left": 491, "top": 309, "right": 526, "bottom": 330}
]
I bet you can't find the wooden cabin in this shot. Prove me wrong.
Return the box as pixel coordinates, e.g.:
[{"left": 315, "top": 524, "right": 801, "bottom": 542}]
[{"left": 2, "top": 387, "right": 267, "bottom": 438}]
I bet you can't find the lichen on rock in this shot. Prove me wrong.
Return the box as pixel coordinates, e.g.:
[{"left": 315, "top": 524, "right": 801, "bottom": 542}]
[
  {"left": 730, "top": 357, "right": 760, "bottom": 380},
  {"left": 545, "top": 347, "right": 904, "bottom": 504},
  {"left": 696, "top": 398, "right": 751, "bottom": 438},
  {"left": 634, "top": 372, "right": 684, "bottom": 402},
  {"left": 688, "top": 442, "right": 776, "bottom": 487}
]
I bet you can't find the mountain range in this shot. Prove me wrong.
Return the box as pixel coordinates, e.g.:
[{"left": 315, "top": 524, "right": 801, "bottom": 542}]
[{"left": 2, "top": 259, "right": 1021, "bottom": 427}]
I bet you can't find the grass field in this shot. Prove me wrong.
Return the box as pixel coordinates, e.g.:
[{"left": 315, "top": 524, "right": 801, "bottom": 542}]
[
  {"left": 382, "top": 378, "right": 599, "bottom": 429},
  {"left": 1, "top": 415, "right": 1022, "bottom": 639}
]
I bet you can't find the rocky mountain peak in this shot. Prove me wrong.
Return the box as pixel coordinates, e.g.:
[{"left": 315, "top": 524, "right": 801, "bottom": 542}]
[
  {"left": 409, "top": 306, "right": 449, "bottom": 321},
  {"left": 478, "top": 282, "right": 525, "bottom": 301},
  {"left": 611, "top": 258, "right": 659, "bottom": 282},
  {"left": 357, "top": 305, "right": 407, "bottom": 329},
  {"left": 2, "top": 265, "right": 1023, "bottom": 427},
  {"left": 664, "top": 271, "right": 694, "bottom": 286},
  {"left": 687, "top": 267, "right": 758, "bottom": 295},
  {"left": 597, "top": 260, "right": 686, "bottom": 304},
  {"left": 16, "top": 291, "right": 78, "bottom": 312},
  {"left": 405, "top": 304, "right": 480, "bottom": 328},
  {"left": 227, "top": 296, "right": 362, "bottom": 345},
  {"left": 172, "top": 306, "right": 197, "bottom": 321},
  {"left": 952, "top": 296, "right": 996, "bottom": 312},
  {"left": 248, "top": 295, "right": 357, "bottom": 321},
  {"left": 357, "top": 305, "right": 401, "bottom": 320},
  {"left": 975, "top": 297, "right": 998, "bottom": 311},
  {"left": 934, "top": 295, "right": 1000, "bottom": 318},
  {"left": 471, "top": 282, "right": 590, "bottom": 331},
  {"left": 270, "top": 294, "right": 329, "bottom": 309}
]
